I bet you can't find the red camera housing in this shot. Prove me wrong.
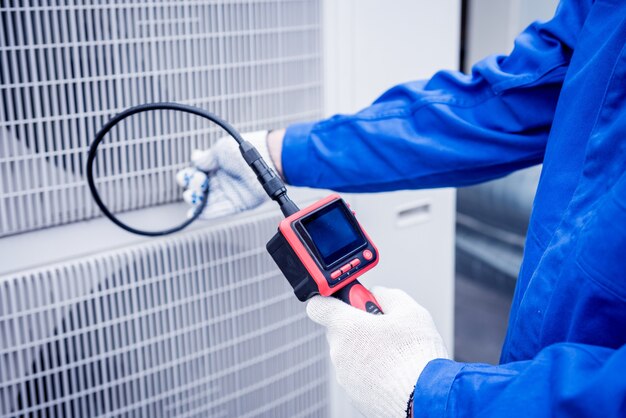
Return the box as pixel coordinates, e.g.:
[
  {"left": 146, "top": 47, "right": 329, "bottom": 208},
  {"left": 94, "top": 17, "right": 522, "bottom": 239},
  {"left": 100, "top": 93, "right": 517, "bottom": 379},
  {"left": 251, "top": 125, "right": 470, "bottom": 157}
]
[{"left": 266, "top": 194, "right": 379, "bottom": 301}]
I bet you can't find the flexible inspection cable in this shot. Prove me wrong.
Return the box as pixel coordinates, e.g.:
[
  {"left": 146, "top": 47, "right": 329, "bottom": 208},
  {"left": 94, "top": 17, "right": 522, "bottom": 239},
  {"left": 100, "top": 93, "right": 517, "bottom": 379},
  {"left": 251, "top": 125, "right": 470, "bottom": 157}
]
[{"left": 86, "top": 102, "right": 297, "bottom": 237}]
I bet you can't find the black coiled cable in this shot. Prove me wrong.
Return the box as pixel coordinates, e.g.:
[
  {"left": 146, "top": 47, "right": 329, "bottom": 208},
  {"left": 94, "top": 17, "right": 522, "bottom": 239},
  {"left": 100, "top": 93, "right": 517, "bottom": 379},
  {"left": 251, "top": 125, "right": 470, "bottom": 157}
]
[{"left": 86, "top": 102, "right": 297, "bottom": 237}]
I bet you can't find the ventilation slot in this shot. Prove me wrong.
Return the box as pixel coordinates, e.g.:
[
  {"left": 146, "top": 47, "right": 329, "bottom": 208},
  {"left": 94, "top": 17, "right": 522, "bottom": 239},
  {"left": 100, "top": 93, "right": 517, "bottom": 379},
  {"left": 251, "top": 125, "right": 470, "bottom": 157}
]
[
  {"left": 0, "top": 0, "right": 323, "bottom": 237},
  {"left": 0, "top": 211, "right": 329, "bottom": 417}
]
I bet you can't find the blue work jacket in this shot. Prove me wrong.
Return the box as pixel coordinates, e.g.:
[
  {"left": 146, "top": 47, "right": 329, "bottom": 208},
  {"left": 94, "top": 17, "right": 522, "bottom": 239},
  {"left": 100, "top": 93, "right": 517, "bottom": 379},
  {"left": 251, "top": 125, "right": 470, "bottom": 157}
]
[{"left": 281, "top": 0, "right": 626, "bottom": 416}]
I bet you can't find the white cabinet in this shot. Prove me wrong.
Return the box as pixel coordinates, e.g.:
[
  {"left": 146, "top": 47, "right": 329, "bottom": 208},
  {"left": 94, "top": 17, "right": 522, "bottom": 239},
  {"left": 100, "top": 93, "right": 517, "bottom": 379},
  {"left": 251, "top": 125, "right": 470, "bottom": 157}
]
[{"left": 322, "top": 1, "right": 459, "bottom": 415}]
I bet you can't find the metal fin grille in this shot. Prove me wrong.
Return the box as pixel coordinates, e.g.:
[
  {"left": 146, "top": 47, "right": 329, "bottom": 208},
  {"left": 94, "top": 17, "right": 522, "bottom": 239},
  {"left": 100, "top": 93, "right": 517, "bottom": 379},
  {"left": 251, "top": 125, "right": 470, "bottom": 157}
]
[
  {"left": 0, "top": 211, "right": 329, "bottom": 417},
  {"left": 0, "top": 0, "right": 323, "bottom": 237}
]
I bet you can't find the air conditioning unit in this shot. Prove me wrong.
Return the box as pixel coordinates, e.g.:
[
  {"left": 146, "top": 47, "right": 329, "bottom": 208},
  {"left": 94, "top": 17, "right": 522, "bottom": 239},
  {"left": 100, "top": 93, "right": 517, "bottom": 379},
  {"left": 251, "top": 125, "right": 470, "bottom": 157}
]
[{"left": 0, "top": 1, "right": 457, "bottom": 416}]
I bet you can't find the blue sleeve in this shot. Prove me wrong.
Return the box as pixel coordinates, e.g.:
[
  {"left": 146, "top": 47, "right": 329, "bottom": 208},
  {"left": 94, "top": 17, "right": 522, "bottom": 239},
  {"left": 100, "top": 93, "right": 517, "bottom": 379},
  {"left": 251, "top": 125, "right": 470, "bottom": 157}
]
[
  {"left": 282, "top": 0, "right": 592, "bottom": 192},
  {"left": 413, "top": 343, "right": 626, "bottom": 417}
]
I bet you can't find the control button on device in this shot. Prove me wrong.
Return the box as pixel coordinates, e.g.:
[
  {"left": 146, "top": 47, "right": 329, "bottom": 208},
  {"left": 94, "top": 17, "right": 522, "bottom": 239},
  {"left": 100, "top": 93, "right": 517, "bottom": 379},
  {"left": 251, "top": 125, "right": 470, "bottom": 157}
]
[
  {"left": 331, "top": 270, "right": 342, "bottom": 279},
  {"left": 340, "top": 263, "right": 353, "bottom": 274},
  {"left": 363, "top": 249, "right": 373, "bottom": 260},
  {"left": 350, "top": 259, "right": 361, "bottom": 267}
]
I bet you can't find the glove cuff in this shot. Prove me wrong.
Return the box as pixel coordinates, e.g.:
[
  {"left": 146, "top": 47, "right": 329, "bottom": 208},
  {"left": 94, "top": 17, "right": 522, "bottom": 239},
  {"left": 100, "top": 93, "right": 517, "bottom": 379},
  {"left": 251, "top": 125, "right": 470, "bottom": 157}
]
[
  {"left": 241, "top": 130, "right": 276, "bottom": 172},
  {"left": 349, "top": 355, "right": 426, "bottom": 418},
  {"left": 405, "top": 388, "right": 415, "bottom": 418}
]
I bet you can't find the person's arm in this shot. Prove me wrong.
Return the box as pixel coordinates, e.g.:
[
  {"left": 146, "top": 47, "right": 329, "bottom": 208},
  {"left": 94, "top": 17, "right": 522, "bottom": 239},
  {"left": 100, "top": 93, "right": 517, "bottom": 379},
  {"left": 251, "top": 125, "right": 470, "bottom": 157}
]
[
  {"left": 416, "top": 343, "right": 626, "bottom": 417},
  {"left": 307, "top": 286, "right": 626, "bottom": 418},
  {"left": 278, "top": 0, "right": 592, "bottom": 192}
]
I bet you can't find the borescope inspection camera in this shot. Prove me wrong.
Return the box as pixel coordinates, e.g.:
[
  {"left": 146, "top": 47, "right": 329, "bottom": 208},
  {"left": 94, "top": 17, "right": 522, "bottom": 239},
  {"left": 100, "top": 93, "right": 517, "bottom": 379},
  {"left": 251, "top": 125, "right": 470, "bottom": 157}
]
[
  {"left": 87, "top": 103, "right": 383, "bottom": 314},
  {"left": 267, "top": 194, "right": 382, "bottom": 314}
]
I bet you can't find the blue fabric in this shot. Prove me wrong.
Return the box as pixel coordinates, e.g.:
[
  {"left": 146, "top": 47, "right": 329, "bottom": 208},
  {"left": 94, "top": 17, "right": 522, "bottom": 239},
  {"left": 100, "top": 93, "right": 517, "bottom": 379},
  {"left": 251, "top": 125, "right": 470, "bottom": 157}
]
[{"left": 282, "top": 0, "right": 626, "bottom": 415}]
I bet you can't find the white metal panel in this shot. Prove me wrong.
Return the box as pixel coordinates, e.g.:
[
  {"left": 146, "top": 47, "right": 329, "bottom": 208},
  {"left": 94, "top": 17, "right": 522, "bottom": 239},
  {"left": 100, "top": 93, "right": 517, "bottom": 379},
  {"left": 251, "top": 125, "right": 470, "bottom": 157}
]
[
  {"left": 348, "top": 190, "right": 456, "bottom": 348},
  {"left": 321, "top": 1, "right": 459, "bottom": 416},
  {"left": 322, "top": 0, "right": 458, "bottom": 343},
  {"left": 322, "top": 0, "right": 461, "bottom": 113}
]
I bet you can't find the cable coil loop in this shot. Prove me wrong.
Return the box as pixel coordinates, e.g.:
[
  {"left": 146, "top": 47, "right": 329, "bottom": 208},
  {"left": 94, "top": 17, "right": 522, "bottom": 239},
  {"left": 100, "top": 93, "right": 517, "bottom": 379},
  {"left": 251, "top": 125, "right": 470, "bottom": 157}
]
[{"left": 86, "top": 102, "right": 244, "bottom": 236}]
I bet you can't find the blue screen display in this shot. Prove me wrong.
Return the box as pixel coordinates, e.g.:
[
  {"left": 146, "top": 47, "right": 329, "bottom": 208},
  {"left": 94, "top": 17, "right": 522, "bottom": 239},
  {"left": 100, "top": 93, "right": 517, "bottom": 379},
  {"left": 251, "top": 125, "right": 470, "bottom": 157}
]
[{"left": 301, "top": 203, "right": 365, "bottom": 266}]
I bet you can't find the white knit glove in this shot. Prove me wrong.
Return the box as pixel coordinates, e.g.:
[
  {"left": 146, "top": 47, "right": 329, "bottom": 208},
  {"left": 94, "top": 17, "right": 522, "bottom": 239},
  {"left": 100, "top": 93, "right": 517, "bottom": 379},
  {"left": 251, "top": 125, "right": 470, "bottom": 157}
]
[
  {"left": 307, "top": 287, "right": 449, "bottom": 418},
  {"left": 175, "top": 131, "right": 273, "bottom": 219}
]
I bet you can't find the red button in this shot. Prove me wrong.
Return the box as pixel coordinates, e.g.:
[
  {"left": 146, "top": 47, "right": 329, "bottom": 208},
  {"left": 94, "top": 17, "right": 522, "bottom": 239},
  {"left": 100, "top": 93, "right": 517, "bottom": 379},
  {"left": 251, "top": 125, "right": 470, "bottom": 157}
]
[
  {"left": 331, "top": 270, "right": 342, "bottom": 279},
  {"left": 340, "top": 263, "right": 353, "bottom": 274},
  {"left": 351, "top": 259, "right": 361, "bottom": 267},
  {"left": 363, "top": 250, "right": 373, "bottom": 260}
]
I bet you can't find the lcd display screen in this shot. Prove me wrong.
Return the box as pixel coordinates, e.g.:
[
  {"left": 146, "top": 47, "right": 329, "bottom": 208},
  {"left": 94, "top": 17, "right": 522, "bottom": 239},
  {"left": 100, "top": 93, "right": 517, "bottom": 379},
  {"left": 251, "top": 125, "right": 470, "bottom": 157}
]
[{"left": 301, "top": 202, "right": 366, "bottom": 266}]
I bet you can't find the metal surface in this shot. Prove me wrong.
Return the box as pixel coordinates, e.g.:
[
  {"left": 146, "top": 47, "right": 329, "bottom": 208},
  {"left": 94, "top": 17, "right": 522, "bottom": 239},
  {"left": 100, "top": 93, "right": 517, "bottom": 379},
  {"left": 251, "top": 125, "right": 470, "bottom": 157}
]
[
  {"left": 0, "top": 0, "right": 323, "bottom": 237},
  {"left": 457, "top": 166, "right": 541, "bottom": 235},
  {"left": 322, "top": 1, "right": 459, "bottom": 415},
  {"left": 456, "top": 161, "right": 541, "bottom": 293},
  {"left": 0, "top": 211, "right": 329, "bottom": 417},
  {"left": 0, "top": 1, "right": 328, "bottom": 416}
]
